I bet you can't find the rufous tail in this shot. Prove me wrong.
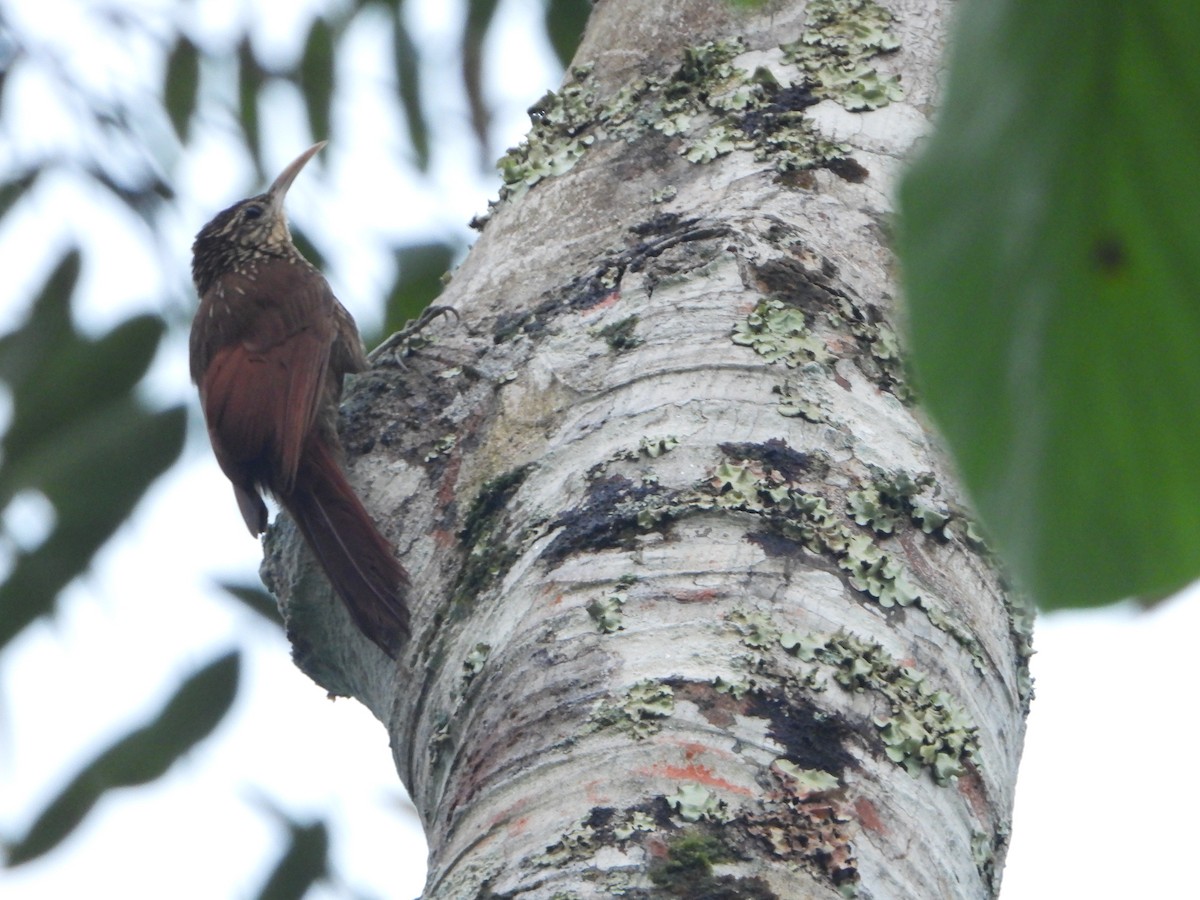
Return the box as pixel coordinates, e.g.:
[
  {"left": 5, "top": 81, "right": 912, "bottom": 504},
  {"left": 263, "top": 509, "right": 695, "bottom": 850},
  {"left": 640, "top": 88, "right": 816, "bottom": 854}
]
[{"left": 281, "top": 436, "right": 410, "bottom": 657}]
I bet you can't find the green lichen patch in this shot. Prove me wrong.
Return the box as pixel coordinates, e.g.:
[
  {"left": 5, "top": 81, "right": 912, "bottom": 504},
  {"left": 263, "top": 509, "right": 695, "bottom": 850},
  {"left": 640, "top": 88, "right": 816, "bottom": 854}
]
[
  {"left": 911, "top": 499, "right": 950, "bottom": 536},
  {"left": 732, "top": 297, "right": 832, "bottom": 366},
  {"left": 710, "top": 453, "right": 989, "bottom": 672},
  {"left": 665, "top": 784, "right": 730, "bottom": 823},
  {"left": 462, "top": 642, "right": 491, "bottom": 684},
  {"left": 590, "top": 437, "right": 681, "bottom": 483},
  {"left": 784, "top": 631, "right": 981, "bottom": 786},
  {"left": 773, "top": 761, "right": 840, "bottom": 793},
  {"left": 749, "top": 254, "right": 911, "bottom": 401},
  {"left": 972, "top": 822, "right": 1010, "bottom": 895},
  {"left": 843, "top": 533, "right": 921, "bottom": 608},
  {"left": 728, "top": 608, "right": 781, "bottom": 650},
  {"left": 782, "top": 0, "right": 904, "bottom": 111},
  {"left": 711, "top": 460, "right": 846, "bottom": 558},
  {"left": 847, "top": 470, "right": 957, "bottom": 545},
  {"left": 651, "top": 185, "right": 678, "bottom": 203},
  {"left": 539, "top": 811, "right": 778, "bottom": 897},
  {"left": 733, "top": 80, "right": 845, "bottom": 174},
  {"left": 498, "top": 79, "right": 598, "bottom": 202},
  {"left": 494, "top": 33, "right": 858, "bottom": 208},
  {"left": 586, "top": 583, "right": 628, "bottom": 633},
  {"left": 639, "top": 434, "right": 680, "bottom": 458},
  {"left": 719, "top": 438, "right": 821, "bottom": 483},
  {"left": 423, "top": 433, "right": 457, "bottom": 462},
  {"left": 593, "top": 679, "right": 676, "bottom": 739},
  {"left": 539, "top": 806, "right": 652, "bottom": 870},
  {"left": 540, "top": 818, "right": 603, "bottom": 867},
  {"left": 613, "top": 809, "right": 657, "bottom": 841},
  {"left": 849, "top": 468, "right": 996, "bottom": 664},
  {"left": 774, "top": 379, "right": 826, "bottom": 421},
  {"left": 713, "top": 675, "right": 753, "bottom": 700}
]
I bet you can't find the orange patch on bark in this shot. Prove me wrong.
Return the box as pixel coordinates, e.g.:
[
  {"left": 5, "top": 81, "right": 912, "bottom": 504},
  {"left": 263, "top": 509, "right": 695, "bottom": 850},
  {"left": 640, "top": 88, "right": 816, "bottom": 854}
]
[
  {"left": 436, "top": 454, "right": 461, "bottom": 506},
  {"left": 584, "top": 779, "right": 611, "bottom": 804},
  {"left": 957, "top": 766, "right": 988, "bottom": 817},
  {"left": 639, "top": 761, "right": 753, "bottom": 796},
  {"left": 854, "top": 796, "right": 887, "bottom": 835},
  {"left": 586, "top": 290, "right": 621, "bottom": 312},
  {"left": 506, "top": 815, "right": 530, "bottom": 836},
  {"left": 670, "top": 588, "right": 721, "bottom": 603}
]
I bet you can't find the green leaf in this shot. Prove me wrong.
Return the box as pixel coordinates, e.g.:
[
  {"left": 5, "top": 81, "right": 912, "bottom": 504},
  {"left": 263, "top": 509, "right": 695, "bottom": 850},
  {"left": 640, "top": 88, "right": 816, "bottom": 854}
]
[
  {"left": 3, "top": 651, "right": 240, "bottom": 867},
  {"left": 238, "top": 38, "right": 264, "bottom": 175},
  {"left": 217, "top": 581, "right": 283, "bottom": 624},
  {"left": 0, "top": 403, "right": 186, "bottom": 650},
  {"left": 393, "top": 13, "right": 430, "bottom": 170},
  {"left": 0, "top": 314, "right": 164, "bottom": 472},
  {"left": 898, "top": 2, "right": 1200, "bottom": 609},
  {"left": 544, "top": 0, "right": 591, "bottom": 67},
  {"left": 462, "top": 0, "right": 501, "bottom": 165},
  {"left": 381, "top": 241, "right": 455, "bottom": 339},
  {"left": 253, "top": 818, "right": 329, "bottom": 900},
  {"left": 0, "top": 251, "right": 80, "bottom": 389},
  {"left": 0, "top": 251, "right": 185, "bottom": 647},
  {"left": 0, "top": 170, "right": 36, "bottom": 222},
  {"left": 300, "top": 19, "right": 336, "bottom": 142},
  {"left": 164, "top": 37, "right": 200, "bottom": 142}
]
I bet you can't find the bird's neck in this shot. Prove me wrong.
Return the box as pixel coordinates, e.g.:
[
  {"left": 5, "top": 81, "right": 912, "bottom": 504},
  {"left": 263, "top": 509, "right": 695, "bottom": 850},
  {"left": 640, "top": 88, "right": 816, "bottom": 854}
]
[{"left": 193, "top": 240, "right": 308, "bottom": 296}]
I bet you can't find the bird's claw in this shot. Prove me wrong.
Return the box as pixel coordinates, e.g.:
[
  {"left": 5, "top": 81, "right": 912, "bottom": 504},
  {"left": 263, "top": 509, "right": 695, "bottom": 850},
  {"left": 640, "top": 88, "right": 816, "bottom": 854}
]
[{"left": 370, "top": 305, "right": 460, "bottom": 366}]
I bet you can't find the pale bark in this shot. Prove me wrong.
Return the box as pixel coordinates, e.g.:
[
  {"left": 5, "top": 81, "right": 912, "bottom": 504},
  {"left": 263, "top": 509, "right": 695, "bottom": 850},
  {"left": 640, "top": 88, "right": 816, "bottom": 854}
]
[{"left": 264, "top": 1, "right": 1032, "bottom": 897}]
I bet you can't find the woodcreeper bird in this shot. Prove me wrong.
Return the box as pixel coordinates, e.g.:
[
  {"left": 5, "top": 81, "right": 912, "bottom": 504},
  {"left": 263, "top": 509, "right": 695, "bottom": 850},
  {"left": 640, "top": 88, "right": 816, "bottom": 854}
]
[{"left": 190, "top": 143, "right": 409, "bottom": 657}]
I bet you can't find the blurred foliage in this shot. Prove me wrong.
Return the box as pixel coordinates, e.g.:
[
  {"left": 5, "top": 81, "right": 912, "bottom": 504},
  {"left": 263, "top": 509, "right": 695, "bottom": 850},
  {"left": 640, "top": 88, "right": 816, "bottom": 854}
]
[
  {"left": 384, "top": 242, "right": 459, "bottom": 337},
  {"left": 0, "top": 251, "right": 186, "bottom": 651},
  {"left": 899, "top": 0, "right": 1200, "bottom": 610},
  {"left": 0, "top": 0, "right": 584, "bottom": 890},
  {"left": 251, "top": 803, "right": 331, "bottom": 900},
  {"left": 3, "top": 651, "right": 240, "bottom": 866}
]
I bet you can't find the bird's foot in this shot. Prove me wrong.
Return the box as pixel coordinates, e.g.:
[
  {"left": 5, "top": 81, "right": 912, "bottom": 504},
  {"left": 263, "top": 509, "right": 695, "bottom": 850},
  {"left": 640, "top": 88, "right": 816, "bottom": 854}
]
[{"left": 369, "top": 305, "right": 460, "bottom": 366}]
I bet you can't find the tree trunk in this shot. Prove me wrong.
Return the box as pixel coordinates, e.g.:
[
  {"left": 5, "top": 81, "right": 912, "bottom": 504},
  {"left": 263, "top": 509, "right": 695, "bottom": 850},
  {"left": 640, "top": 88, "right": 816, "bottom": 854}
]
[{"left": 263, "top": 1, "right": 1033, "bottom": 896}]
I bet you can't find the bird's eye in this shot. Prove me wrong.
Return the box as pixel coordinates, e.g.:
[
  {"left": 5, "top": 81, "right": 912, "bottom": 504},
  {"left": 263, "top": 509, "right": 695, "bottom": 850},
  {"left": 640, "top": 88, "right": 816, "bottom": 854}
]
[{"left": 243, "top": 204, "right": 264, "bottom": 220}]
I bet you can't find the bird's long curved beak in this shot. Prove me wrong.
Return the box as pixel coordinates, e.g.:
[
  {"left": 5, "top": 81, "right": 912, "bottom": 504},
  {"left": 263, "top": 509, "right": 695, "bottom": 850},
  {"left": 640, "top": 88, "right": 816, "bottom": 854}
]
[{"left": 268, "top": 142, "right": 327, "bottom": 215}]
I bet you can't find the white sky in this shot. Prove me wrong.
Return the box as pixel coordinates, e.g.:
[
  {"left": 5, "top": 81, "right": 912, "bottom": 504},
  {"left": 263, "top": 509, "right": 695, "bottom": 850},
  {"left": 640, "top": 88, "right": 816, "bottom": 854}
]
[{"left": 1, "top": 1, "right": 1196, "bottom": 898}]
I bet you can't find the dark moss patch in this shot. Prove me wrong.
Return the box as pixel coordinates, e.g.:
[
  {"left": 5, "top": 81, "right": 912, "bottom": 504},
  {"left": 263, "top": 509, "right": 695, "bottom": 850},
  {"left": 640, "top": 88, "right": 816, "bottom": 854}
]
[
  {"left": 630, "top": 212, "right": 689, "bottom": 237},
  {"left": 719, "top": 439, "right": 819, "bottom": 482},
  {"left": 753, "top": 256, "right": 842, "bottom": 317},
  {"left": 543, "top": 475, "right": 673, "bottom": 565},
  {"left": 747, "top": 690, "right": 858, "bottom": 776},
  {"left": 649, "top": 831, "right": 777, "bottom": 899},
  {"left": 583, "top": 806, "right": 617, "bottom": 830},
  {"left": 738, "top": 82, "right": 820, "bottom": 138},
  {"left": 598, "top": 314, "right": 643, "bottom": 351},
  {"left": 452, "top": 465, "right": 531, "bottom": 605},
  {"left": 825, "top": 156, "right": 869, "bottom": 182},
  {"left": 492, "top": 309, "right": 537, "bottom": 344},
  {"left": 746, "top": 531, "right": 804, "bottom": 558}
]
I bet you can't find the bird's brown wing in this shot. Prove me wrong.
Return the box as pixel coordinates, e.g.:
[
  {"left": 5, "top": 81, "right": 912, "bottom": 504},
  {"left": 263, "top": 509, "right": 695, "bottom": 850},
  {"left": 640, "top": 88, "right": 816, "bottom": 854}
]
[{"left": 197, "top": 267, "right": 336, "bottom": 504}]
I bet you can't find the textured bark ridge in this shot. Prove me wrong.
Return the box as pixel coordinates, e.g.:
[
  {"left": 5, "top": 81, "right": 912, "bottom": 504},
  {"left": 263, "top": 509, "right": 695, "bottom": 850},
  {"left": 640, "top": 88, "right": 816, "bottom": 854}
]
[{"left": 262, "top": 1, "right": 1032, "bottom": 896}]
